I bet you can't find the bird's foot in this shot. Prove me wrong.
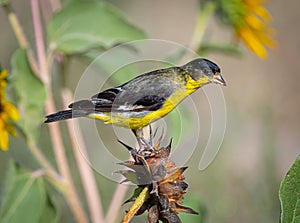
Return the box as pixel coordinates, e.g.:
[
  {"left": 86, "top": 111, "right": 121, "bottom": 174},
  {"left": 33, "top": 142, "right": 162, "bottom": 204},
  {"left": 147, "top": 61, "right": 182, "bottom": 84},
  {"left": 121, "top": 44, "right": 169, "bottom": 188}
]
[{"left": 137, "top": 137, "right": 155, "bottom": 152}]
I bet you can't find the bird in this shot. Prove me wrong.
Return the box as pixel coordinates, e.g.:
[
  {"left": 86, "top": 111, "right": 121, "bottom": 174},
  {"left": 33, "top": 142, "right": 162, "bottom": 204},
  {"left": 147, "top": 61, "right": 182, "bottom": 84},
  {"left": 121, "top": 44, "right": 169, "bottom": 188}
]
[{"left": 45, "top": 58, "right": 226, "bottom": 146}]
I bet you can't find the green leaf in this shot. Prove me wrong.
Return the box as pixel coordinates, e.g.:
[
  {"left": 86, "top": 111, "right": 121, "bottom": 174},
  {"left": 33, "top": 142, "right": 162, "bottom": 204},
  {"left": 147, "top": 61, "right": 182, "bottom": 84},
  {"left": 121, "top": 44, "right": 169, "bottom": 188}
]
[
  {"left": 84, "top": 48, "right": 140, "bottom": 85},
  {"left": 124, "top": 187, "right": 144, "bottom": 204},
  {"left": 48, "top": 0, "right": 146, "bottom": 54},
  {"left": 39, "top": 190, "right": 60, "bottom": 223},
  {"left": 0, "top": 159, "right": 17, "bottom": 207},
  {"left": 10, "top": 49, "right": 46, "bottom": 141},
  {"left": 198, "top": 42, "right": 243, "bottom": 57},
  {"left": 0, "top": 0, "right": 9, "bottom": 6},
  {"left": 164, "top": 48, "right": 188, "bottom": 65},
  {"left": 118, "top": 170, "right": 140, "bottom": 185},
  {"left": 166, "top": 105, "right": 194, "bottom": 146},
  {"left": 0, "top": 160, "right": 47, "bottom": 223},
  {"left": 279, "top": 156, "right": 300, "bottom": 223},
  {"left": 179, "top": 196, "right": 206, "bottom": 223}
]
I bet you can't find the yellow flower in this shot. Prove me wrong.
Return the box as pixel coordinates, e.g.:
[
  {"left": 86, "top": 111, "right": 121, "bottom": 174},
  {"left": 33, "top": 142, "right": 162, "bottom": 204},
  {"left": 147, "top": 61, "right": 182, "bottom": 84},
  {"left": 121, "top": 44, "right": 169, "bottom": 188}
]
[
  {"left": 0, "top": 69, "right": 20, "bottom": 151},
  {"left": 234, "top": 0, "right": 276, "bottom": 58},
  {"left": 0, "top": 69, "right": 8, "bottom": 92},
  {"left": 207, "top": 0, "right": 276, "bottom": 58}
]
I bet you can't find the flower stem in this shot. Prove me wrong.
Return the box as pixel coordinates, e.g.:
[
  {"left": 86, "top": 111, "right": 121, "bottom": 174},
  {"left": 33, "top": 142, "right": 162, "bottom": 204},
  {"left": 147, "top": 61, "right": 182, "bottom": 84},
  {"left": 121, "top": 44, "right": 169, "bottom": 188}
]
[
  {"left": 62, "top": 89, "right": 105, "bottom": 223},
  {"left": 30, "top": 0, "right": 88, "bottom": 222},
  {"left": 105, "top": 183, "right": 129, "bottom": 223},
  {"left": 2, "top": 0, "right": 64, "bottom": 190},
  {"left": 4, "top": 1, "right": 89, "bottom": 222},
  {"left": 27, "top": 139, "right": 66, "bottom": 191},
  {"left": 2, "top": 4, "right": 28, "bottom": 48},
  {"left": 2, "top": 4, "right": 39, "bottom": 74},
  {"left": 189, "top": 2, "right": 216, "bottom": 51},
  {"left": 44, "top": 95, "right": 89, "bottom": 223},
  {"left": 121, "top": 187, "right": 150, "bottom": 223},
  {"left": 30, "top": 0, "right": 49, "bottom": 84}
]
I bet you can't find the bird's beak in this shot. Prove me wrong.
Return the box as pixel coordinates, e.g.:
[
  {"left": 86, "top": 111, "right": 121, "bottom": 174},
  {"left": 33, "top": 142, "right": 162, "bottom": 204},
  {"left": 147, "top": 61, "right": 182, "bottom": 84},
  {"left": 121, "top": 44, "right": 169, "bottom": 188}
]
[{"left": 212, "top": 73, "right": 226, "bottom": 86}]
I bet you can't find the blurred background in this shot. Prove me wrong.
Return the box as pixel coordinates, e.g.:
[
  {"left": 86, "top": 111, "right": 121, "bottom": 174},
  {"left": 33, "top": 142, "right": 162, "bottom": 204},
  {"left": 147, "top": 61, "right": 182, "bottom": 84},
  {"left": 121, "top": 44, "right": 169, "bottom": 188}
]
[{"left": 0, "top": 0, "right": 299, "bottom": 223}]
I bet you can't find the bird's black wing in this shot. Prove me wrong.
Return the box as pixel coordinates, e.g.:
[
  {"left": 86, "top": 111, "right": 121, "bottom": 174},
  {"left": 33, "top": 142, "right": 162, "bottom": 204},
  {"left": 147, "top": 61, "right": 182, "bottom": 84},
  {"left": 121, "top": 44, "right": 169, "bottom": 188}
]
[
  {"left": 68, "top": 88, "right": 121, "bottom": 112},
  {"left": 69, "top": 67, "right": 184, "bottom": 113},
  {"left": 102, "top": 68, "right": 184, "bottom": 112},
  {"left": 91, "top": 88, "right": 167, "bottom": 112}
]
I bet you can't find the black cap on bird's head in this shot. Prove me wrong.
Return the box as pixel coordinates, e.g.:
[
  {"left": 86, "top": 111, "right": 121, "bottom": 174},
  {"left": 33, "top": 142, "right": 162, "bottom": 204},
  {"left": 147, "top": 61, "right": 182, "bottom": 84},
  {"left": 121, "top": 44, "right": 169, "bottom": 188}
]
[{"left": 181, "top": 58, "right": 226, "bottom": 86}]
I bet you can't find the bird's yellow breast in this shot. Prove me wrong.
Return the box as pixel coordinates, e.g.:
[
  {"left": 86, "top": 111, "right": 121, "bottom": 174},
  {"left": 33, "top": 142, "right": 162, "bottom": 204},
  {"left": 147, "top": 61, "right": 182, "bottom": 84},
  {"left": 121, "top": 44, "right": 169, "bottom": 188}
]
[{"left": 89, "top": 75, "right": 210, "bottom": 129}]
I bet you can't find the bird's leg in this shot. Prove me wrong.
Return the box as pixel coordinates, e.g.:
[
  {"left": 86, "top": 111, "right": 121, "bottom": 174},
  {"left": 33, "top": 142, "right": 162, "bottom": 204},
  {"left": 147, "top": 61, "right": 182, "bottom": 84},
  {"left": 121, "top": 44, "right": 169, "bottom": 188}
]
[
  {"left": 132, "top": 129, "right": 145, "bottom": 150},
  {"left": 149, "top": 125, "right": 153, "bottom": 147},
  {"left": 132, "top": 128, "right": 153, "bottom": 151}
]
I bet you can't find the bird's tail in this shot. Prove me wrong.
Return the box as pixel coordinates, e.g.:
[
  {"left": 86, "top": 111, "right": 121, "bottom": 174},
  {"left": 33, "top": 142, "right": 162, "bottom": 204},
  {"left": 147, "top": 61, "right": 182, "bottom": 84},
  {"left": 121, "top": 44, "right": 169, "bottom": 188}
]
[{"left": 45, "top": 110, "right": 88, "bottom": 123}]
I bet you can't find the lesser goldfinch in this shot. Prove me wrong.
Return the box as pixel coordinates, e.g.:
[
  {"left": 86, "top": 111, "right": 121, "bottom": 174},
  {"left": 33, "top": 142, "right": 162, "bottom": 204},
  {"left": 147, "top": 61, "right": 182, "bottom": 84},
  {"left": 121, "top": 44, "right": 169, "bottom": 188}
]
[{"left": 45, "top": 58, "right": 225, "bottom": 140}]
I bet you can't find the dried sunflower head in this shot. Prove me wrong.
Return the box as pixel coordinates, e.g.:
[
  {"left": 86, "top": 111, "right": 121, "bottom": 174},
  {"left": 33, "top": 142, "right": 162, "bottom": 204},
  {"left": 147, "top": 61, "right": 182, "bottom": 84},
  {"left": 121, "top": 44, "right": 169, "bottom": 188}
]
[{"left": 118, "top": 137, "right": 198, "bottom": 223}]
